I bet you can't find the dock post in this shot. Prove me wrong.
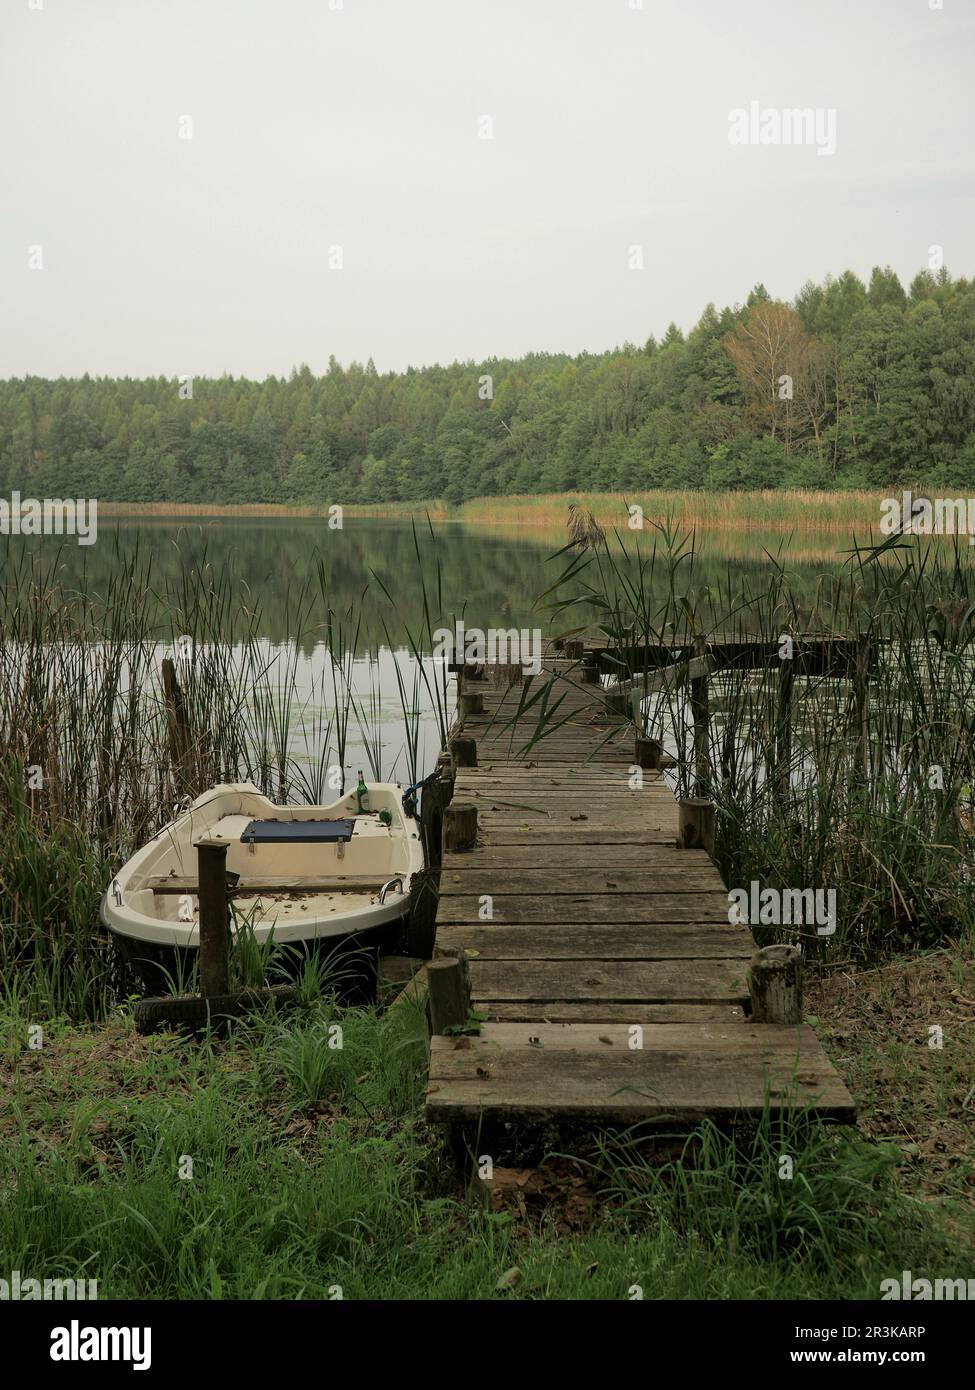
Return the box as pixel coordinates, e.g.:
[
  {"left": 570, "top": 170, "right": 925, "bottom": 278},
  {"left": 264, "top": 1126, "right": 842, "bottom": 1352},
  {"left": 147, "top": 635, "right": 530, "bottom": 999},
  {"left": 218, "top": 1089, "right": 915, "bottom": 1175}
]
[
  {"left": 436, "top": 748, "right": 455, "bottom": 794},
  {"left": 854, "top": 635, "right": 872, "bottom": 779},
  {"left": 690, "top": 635, "right": 710, "bottom": 797},
  {"left": 581, "top": 653, "right": 601, "bottom": 684},
  {"left": 459, "top": 690, "right": 484, "bottom": 721},
  {"left": 605, "top": 689, "right": 630, "bottom": 717},
  {"left": 420, "top": 763, "right": 450, "bottom": 871},
  {"left": 776, "top": 639, "right": 794, "bottom": 798},
  {"left": 635, "top": 736, "right": 663, "bottom": 770},
  {"left": 748, "top": 944, "right": 802, "bottom": 1024},
  {"left": 426, "top": 957, "right": 471, "bottom": 1035},
  {"left": 444, "top": 802, "right": 478, "bottom": 852},
  {"left": 677, "top": 797, "right": 715, "bottom": 858},
  {"left": 162, "top": 656, "right": 195, "bottom": 798},
  {"left": 564, "top": 638, "right": 585, "bottom": 660},
  {"left": 450, "top": 735, "right": 478, "bottom": 768},
  {"left": 195, "top": 837, "right": 231, "bottom": 997},
  {"left": 454, "top": 662, "right": 464, "bottom": 701}
]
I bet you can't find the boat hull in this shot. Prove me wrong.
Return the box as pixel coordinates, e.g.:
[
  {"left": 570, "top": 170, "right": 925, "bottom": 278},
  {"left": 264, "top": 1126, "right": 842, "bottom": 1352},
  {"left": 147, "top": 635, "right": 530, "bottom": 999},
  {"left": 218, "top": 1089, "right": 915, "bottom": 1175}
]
[{"left": 103, "top": 781, "right": 424, "bottom": 997}]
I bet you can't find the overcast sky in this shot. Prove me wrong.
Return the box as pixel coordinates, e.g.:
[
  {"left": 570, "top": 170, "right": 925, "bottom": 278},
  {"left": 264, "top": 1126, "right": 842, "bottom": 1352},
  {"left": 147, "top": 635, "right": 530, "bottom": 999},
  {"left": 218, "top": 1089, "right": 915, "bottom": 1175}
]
[{"left": 2, "top": 0, "right": 973, "bottom": 378}]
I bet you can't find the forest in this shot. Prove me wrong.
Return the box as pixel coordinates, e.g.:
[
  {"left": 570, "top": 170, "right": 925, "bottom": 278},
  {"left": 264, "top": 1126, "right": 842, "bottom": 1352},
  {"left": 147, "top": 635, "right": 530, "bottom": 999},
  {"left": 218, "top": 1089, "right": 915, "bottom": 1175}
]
[{"left": 2, "top": 265, "right": 974, "bottom": 507}]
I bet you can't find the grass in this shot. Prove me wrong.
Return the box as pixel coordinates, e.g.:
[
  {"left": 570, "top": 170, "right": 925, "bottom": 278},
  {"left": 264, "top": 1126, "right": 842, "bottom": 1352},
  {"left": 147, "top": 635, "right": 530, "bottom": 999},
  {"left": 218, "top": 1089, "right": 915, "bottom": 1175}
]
[{"left": 1, "top": 981, "right": 969, "bottom": 1300}]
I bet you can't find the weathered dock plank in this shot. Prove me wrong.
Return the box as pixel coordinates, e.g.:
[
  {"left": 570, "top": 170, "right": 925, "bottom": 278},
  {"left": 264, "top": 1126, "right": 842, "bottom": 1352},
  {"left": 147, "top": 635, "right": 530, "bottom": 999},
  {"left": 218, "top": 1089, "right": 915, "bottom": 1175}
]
[
  {"left": 437, "top": 893, "right": 731, "bottom": 924},
  {"left": 442, "top": 844, "right": 712, "bottom": 869},
  {"left": 435, "top": 922, "right": 754, "bottom": 959},
  {"left": 429, "top": 1026, "right": 854, "bottom": 1122},
  {"left": 438, "top": 867, "right": 725, "bottom": 893},
  {"left": 467, "top": 957, "right": 750, "bottom": 1004}
]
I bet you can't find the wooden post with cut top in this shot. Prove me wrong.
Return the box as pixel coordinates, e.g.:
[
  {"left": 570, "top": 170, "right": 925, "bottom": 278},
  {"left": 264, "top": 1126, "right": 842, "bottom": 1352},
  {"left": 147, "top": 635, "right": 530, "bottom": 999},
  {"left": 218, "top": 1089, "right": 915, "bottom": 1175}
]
[
  {"left": 443, "top": 802, "right": 478, "bottom": 852},
  {"left": 163, "top": 656, "right": 195, "bottom": 799},
  {"left": 690, "top": 634, "right": 710, "bottom": 797},
  {"left": 677, "top": 797, "right": 715, "bottom": 857},
  {"left": 749, "top": 944, "right": 802, "bottom": 1024},
  {"left": 426, "top": 957, "right": 471, "bottom": 1035},
  {"left": 450, "top": 735, "right": 478, "bottom": 768},
  {"left": 195, "top": 837, "right": 230, "bottom": 997}
]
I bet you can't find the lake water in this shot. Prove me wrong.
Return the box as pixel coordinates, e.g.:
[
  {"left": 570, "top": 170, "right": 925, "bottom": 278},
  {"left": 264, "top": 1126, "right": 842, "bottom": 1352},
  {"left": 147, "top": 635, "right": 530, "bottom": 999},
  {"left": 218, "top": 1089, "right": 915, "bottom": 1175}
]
[
  {"left": 13, "top": 515, "right": 859, "bottom": 640},
  {"left": 0, "top": 516, "right": 870, "bottom": 795}
]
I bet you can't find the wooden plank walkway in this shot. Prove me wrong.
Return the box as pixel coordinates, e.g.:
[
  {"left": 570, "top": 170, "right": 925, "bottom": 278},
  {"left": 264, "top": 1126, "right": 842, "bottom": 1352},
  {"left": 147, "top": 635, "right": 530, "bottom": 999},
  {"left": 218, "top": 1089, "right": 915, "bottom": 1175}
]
[{"left": 425, "top": 648, "right": 856, "bottom": 1127}]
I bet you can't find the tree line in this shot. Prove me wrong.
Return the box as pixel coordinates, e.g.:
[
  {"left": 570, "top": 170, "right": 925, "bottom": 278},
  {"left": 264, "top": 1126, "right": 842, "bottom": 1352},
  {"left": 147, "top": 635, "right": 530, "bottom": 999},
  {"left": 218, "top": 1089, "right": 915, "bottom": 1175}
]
[{"left": 2, "top": 265, "right": 973, "bottom": 506}]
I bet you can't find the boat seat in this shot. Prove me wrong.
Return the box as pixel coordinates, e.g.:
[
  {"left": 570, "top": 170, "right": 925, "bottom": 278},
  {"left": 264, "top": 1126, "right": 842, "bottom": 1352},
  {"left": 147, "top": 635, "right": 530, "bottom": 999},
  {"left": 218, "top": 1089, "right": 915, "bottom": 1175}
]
[
  {"left": 239, "top": 818, "right": 355, "bottom": 844},
  {"left": 144, "top": 873, "right": 391, "bottom": 895}
]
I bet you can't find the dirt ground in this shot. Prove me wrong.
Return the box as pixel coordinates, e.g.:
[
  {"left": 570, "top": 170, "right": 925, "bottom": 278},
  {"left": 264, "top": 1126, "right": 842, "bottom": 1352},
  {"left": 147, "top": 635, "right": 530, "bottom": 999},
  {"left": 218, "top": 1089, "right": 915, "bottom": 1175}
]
[{"left": 805, "top": 947, "right": 975, "bottom": 1206}]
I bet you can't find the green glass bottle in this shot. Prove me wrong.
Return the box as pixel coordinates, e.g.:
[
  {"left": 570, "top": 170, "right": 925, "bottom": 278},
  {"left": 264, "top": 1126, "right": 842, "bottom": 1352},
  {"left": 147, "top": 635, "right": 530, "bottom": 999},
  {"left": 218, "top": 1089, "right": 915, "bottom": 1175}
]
[{"left": 355, "top": 770, "right": 371, "bottom": 815}]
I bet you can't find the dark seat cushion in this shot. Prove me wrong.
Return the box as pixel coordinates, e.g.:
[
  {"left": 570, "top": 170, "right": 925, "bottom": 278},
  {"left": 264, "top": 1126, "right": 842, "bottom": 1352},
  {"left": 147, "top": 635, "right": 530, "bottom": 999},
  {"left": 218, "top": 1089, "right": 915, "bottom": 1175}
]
[{"left": 240, "top": 818, "right": 355, "bottom": 844}]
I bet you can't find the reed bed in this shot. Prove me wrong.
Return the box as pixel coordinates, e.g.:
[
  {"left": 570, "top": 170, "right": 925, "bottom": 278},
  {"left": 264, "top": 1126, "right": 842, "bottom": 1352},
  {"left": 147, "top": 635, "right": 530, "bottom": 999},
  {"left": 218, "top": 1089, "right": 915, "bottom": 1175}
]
[
  {"left": 97, "top": 500, "right": 452, "bottom": 521},
  {"left": 459, "top": 489, "right": 891, "bottom": 533},
  {"left": 0, "top": 528, "right": 456, "bottom": 1021},
  {"left": 98, "top": 490, "right": 890, "bottom": 535},
  {"left": 532, "top": 517, "right": 975, "bottom": 961}
]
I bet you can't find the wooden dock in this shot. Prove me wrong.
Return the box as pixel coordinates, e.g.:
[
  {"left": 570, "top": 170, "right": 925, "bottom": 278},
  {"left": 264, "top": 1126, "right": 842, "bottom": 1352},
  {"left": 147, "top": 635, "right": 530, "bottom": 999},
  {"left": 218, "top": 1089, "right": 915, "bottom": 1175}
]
[{"left": 424, "top": 645, "right": 856, "bottom": 1129}]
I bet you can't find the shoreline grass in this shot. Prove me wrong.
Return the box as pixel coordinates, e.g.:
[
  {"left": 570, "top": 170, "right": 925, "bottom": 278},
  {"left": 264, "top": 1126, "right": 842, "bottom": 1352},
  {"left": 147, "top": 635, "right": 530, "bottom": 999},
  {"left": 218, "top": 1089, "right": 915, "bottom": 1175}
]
[
  {"left": 96, "top": 490, "right": 897, "bottom": 535},
  {"left": 1, "top": 971, "right": 969, "bottom": 1300}
]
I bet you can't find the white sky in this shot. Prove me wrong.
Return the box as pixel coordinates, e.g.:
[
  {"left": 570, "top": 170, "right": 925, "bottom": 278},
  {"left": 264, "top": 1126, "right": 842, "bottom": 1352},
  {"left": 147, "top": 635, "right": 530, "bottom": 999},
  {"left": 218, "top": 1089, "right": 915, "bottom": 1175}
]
[{"left": 2, "top": 0, "right": 973, "bottom": 377}]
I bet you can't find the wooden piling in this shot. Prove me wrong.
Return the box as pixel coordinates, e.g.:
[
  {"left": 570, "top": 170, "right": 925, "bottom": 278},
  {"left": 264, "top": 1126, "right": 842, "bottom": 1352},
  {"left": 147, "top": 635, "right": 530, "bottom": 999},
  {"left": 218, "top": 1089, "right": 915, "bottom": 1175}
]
[
  {"left": 776, "top": 643, "right": 794, "bottom": 798},
  {"left": 426, "top": 957, "right": 471, "bottom": 1035},
  {"left": 748, "top": 944, "right": 802, "bottom": 1024},
  {"left": 690, "top": 635, "right": 710, "bottom": 797},
  {"left": 605, "top": 689, "right": 630, "bottom": 717},
  {"left": 459, "top": 690, "right": 484, "bottom": 721},
  {"left": 450, "top": 735, "right": 478, "bottom": 768},
  {"left": 162, "top": 657, "right": 195, "bottom": 799},
  {"left": 854, "top": 635, "right": 872, "bottom": 779},
  {"left": 420, "top": 767, "right": 450, "bottom": 870},
  {"left": 444, "top": 802, "right": 478, "bottom": 852},
  {"left": 405, "top": 867, "right": 439, "bottom": 960},
  {"left": 436, "top": 750, "right": 455, "bottom": 809},
  {"left": 677, "top": 797, "right": 715, "bottom": 857},
  {"left": 581, "top": 654, "right": 601, "bottom": 685},
  {"left": 195, "top": 837, "right": 230, "bottom": 997},
  {"left": 635, "top": 736, "right": 663, "bottom": 771}
]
